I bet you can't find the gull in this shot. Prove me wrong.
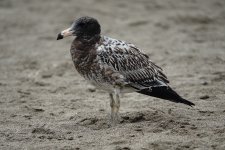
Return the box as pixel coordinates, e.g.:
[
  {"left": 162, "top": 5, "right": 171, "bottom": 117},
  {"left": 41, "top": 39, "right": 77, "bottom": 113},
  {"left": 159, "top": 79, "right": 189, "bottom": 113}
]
[{"left": 57, "top": 16, "right": 195, "bottom": 125}]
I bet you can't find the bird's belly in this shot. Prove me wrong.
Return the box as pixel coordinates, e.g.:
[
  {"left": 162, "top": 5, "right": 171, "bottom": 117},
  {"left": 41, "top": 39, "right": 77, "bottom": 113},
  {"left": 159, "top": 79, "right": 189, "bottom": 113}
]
[
  {"left": 83, "top": 73, "right": 115, "bottom": 92},
  {"left": 89, "top": 80, "right": 115, "bottom": 92},
  {"left": 75, "top": 62, "right": 135, "bottom": 93},
  {"left": 86, "top": 77, "right": 136, "bottom": 94}
]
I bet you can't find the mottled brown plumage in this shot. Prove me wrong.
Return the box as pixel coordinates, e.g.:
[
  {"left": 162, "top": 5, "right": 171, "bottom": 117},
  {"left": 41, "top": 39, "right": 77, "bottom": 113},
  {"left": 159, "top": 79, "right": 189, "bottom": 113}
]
[
  {"left": 70, "top": 36, "right": 100, "bottom": 76},
  {"left": 57, "top": 16, "right": 195, "bottom": 125}
]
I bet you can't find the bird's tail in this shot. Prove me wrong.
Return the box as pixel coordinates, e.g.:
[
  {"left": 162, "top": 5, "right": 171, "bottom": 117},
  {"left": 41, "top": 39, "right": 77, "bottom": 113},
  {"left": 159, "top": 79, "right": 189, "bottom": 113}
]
[{"left": 137, "top": 86, "right": 195, "bottom": 107}]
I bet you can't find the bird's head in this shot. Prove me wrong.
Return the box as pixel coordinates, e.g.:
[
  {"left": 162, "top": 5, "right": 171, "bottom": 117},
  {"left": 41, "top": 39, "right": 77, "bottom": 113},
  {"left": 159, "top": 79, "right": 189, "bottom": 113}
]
[{"left": 57, "top": 16, "right": 101, "bottom": 40}]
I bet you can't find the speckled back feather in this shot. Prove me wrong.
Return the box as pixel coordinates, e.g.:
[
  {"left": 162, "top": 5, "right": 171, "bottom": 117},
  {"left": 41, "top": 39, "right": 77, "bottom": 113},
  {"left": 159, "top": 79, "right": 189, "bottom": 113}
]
[{"left": 97, "top": 36, "right": 169, "bottom": 90}]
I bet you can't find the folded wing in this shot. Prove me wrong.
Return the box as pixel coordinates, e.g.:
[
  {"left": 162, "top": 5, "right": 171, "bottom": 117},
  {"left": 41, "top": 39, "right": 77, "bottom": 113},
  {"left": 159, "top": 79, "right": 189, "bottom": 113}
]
[
  {"left": 97, "top": 36, "right": 195, "bottom": 106},
  {"left": 97, "top": 37, "right": 169, "bottom": 90}
]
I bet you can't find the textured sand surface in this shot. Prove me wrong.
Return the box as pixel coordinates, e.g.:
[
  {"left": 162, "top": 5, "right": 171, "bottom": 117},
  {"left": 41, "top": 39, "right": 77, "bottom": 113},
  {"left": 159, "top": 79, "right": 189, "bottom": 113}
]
[{"left": 0, "top": 0, "right": 225, "bottom": 149}]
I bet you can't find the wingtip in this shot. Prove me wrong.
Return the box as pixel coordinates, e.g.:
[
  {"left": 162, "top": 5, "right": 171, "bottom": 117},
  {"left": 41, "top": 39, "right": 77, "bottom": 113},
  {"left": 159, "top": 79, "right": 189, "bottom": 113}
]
[{"left": 181, "top": 98, "right": 195, "bottom": 107}]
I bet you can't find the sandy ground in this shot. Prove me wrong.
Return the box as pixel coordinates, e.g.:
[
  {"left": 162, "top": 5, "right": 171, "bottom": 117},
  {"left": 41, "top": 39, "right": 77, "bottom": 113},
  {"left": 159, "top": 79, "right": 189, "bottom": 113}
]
[{"left": 0, "top": 0, "right": 225, "bottom": 149}]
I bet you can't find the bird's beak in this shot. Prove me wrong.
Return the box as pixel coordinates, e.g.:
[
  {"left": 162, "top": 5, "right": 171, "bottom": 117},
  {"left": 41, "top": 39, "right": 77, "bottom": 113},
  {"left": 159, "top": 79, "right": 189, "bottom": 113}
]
[{"left": 57, "top": 27, "right": 74, "bottom": 40}]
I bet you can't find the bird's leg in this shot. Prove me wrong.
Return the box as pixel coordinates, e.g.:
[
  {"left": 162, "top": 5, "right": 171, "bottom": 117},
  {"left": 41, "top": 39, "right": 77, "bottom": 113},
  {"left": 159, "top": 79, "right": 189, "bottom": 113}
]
[
  {"left": 109, "top": 93, "right": 116, "bottom": 124},
  {"left": 109, "top": 87, "right": 121, "bottom": 125},
  {"left": 114, "top": 87, "right": 121, "bottom": 124}
]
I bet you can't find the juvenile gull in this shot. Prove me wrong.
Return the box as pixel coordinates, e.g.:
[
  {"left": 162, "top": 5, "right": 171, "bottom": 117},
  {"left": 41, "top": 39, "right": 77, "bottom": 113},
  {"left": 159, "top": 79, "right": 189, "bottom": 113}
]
[{"left": 57, "top": 16, "right": 194, "bottom": 124}]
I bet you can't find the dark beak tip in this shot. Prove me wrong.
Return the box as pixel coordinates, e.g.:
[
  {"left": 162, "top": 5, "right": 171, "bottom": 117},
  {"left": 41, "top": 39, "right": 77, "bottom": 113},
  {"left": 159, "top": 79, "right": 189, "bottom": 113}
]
[{"left": 57, "top": 33, "right": 63, "bottom": 40}]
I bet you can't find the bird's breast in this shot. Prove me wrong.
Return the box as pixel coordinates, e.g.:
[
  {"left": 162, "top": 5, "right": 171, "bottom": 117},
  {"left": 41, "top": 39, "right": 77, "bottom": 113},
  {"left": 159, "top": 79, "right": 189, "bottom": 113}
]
[{"left": 70, "top": 48, "right": 97, "bottom": 76}]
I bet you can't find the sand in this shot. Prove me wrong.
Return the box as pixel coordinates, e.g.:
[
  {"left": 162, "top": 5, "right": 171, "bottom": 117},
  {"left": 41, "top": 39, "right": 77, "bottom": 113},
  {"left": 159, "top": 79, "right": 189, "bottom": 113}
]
[{"left": 0, "top": 0, "right": 225, "bottom": 149}]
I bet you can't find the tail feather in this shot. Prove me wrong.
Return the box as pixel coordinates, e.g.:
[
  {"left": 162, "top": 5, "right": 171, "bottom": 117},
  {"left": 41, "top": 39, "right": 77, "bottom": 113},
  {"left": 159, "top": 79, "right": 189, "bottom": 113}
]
[{"left": 137, "top": 86, "right": 195, "bottom": 107}]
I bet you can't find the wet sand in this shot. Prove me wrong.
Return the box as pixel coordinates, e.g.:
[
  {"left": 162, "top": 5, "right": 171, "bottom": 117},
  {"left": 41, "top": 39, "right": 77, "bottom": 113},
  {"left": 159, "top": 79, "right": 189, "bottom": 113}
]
[{"left": 0, "top": 0, "right": 225, "bottom": 149}]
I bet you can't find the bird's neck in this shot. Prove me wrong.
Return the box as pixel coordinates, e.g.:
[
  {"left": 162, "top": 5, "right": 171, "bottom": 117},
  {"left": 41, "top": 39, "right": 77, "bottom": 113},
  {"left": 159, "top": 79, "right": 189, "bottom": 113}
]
[
  {"left": 70, "top": 34, "right": 101, "bottom": 67},
  {"left": 72, "top": 34, "right": 101, "bottom": 50}
]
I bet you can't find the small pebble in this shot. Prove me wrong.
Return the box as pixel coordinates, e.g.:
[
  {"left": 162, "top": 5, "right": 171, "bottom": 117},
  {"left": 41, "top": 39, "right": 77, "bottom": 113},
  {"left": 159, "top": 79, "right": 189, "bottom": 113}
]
[
  {"left": 67, "top": 137, "right": 74, "bottom": 140},
  {"left": 99, "top": 108, "right": 105, "bottom": 112},
  {"left": 134, "top": 128, "right": 142, "bottom": 131},
  {"left": 33, "top": 108, "right": 44, "bottom": 112},
  {"left": 69, "top": 116, "right": 74, "bottom": 120},
  {"left": 87, "top": 87, "right": 96, "bottom": 92},
  {"left": 123, "top": 147, "right": 131, "bottom": 150},
  {"left": 201, "top": 81, "right": 208, "bottom": 85},
  {"left": 199, "top": 95, "right": 209, "bottom": 99},
  {"left": 41, "top": 72, "right": 52, "bottom": 78},
  {"left": 10, "top": 114, "right": 17, "bottom": 117},
  {"left": 47, "top": 136, "right": 53, "bottom": 140}
]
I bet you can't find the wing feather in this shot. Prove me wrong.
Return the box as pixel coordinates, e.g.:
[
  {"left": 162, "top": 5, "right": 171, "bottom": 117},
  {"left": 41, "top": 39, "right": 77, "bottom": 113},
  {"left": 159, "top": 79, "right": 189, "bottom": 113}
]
[{"left": 97, "top": 37, "right": 169, "bottom": 90}]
